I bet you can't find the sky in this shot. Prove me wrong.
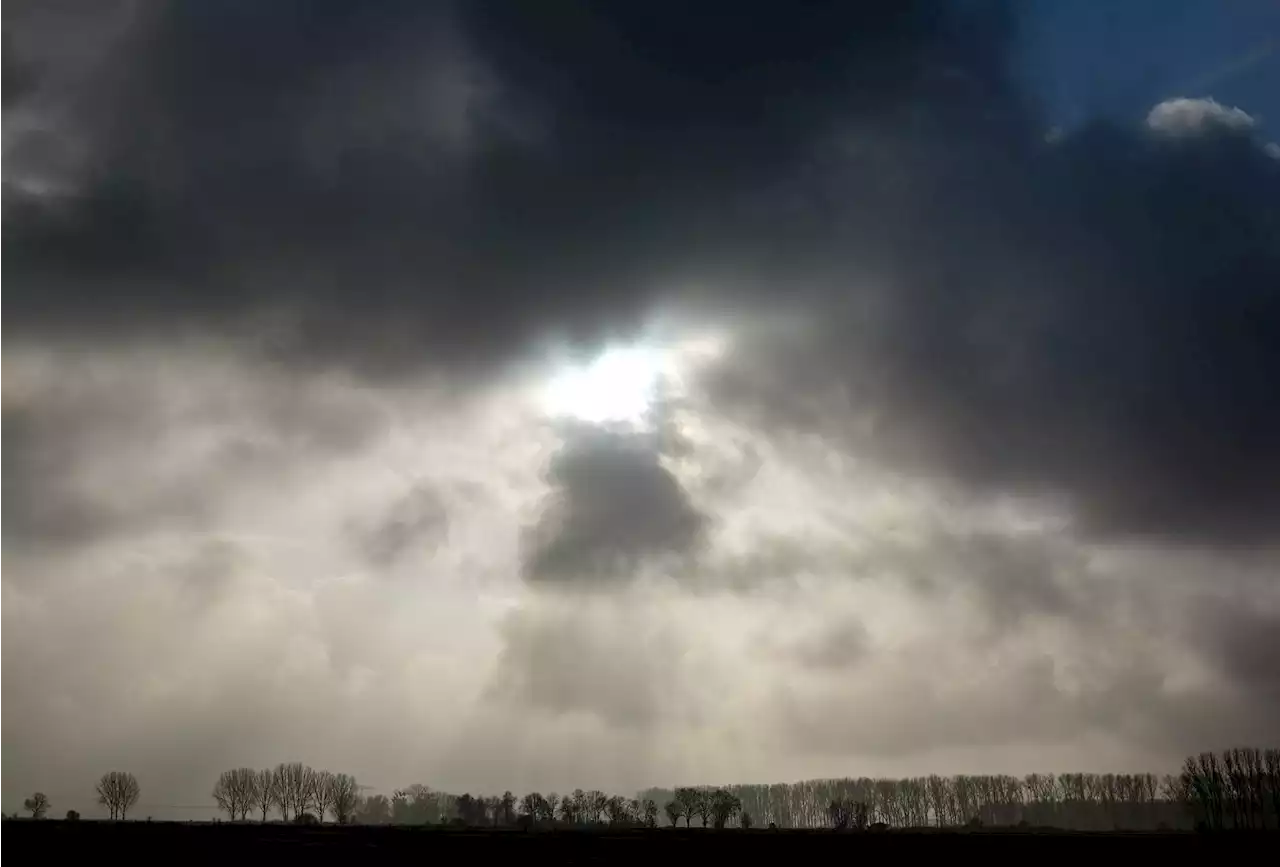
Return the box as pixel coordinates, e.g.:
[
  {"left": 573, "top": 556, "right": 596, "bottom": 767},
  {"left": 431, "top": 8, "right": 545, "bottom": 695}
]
[
  {"left": 1019, "top": 0, "right": 1280, "bottom": 130},
  {"left": 3, "top": 0, "right": 1279, "bottom": 819}
]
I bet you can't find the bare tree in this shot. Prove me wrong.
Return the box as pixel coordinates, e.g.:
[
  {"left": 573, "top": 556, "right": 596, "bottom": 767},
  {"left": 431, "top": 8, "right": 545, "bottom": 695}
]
[
  {"left": 460, "top": 788, "right": 481, "bottom": 824},
  {"left": 674, "top": 787, "right": 699, "bottom": 828},
  {"left": 254, "top": 768, "right": 277, "bottom": 822},
  {"left": 272, "top": 765, "right": 291, "bottom": 821},
  {"left": 664, "top": 799, "right": 683, "bottom": 827},
  {"left": 710, "top": 788, "right": 742, "bottom": 829},
  {"left": 518, "top": 792, "right": 547, "bottom": 826},
  {"left": 604, "top": 795, "right": 630, "bottom": 826},
  {"left": 694, "top": 789, "right": 713, "bottom": 828},
  {"left": 310, "top": 770, "right": 335, "bottom": 823},
  {"left": 238, "top": 768, "right": 260, "bottom": 820},
  {"left": 212, "top": 768, "right": 258, "bottom": 821},
  {"left": 642, "top": 798, "right": 658, "bottom": 828},
  {"left": 587, "top": 790, "right": 608, "bottom": 823},
  {"left": 1266, "top": 749, "right": 1280, "bottom": 830},
  {"left": 500, "top": 791, "right": 517, "bottom": 825},
  {"left": 854, "top": 801, "right": 870, "bottom": 830},
  {"left": 329, "top": 773, "right": 360, "bottom": 824},
  {"left": 1177, "top": 746, "right": 1280, "bottom": 831},
  {"left": 212, "top": 770, "right": 239, "bottom": 821},
  {"left": 96, "top": 771, "right": 140, "bottom": 820},
  {"left": 1183, "top": 752, "right": 1227, "bottom": 830},
  {"left": 829, "top": 798, "right": 853, "bottom": 830},
  {"left": 23, "top": 792, "right": 50, "bottom": 819},
  {"left": 273, "top": 763, "right": 309, "bottom": 821}
]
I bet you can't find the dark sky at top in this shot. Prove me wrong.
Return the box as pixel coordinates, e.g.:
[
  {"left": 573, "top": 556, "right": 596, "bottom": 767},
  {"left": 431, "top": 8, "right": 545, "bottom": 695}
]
[{"left": 13, "top": 0, "right": 1277, "bottom": 545}]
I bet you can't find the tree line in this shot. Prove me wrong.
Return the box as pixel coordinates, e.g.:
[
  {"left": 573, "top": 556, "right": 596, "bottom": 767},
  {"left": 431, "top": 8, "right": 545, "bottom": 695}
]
[
  {"left": 645, "top": 747, "right": 1280, "bottom": 831},
  {"left": 350, "top": 784, "right": 669, "bottom": 829},
  {"left": 15, "top": 747, "right": 1278, "bottom": 831},
  {"left": 1173, "top": 747, "right": 1280, "bottom": 831},
  {"left": 209, "top": 764, "right": 362, "bottom": 823},
  {"left": 645, "top": 772, "right": 1174, "bottom": 830}
]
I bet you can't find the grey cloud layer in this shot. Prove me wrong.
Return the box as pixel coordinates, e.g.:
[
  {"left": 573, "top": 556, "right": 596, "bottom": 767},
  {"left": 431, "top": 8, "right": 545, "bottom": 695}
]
[{"left": 3, "top": 347, "right": 1279, "bottom": 815}]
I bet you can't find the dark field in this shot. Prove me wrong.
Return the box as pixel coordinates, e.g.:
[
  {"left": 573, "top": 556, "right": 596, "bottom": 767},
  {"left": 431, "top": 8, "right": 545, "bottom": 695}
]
[{"left": 4, "top": 820, "right": 1256, "bottom": 860}]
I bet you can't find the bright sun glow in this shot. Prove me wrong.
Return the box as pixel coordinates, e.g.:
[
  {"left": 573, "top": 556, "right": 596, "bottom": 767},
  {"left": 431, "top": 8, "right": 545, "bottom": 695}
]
[
  {"left": 537, "top": 332, "right": 726, "bottom": 426},
  {"left": 541, "top": 345, "right": 665, "bottom": 425}
]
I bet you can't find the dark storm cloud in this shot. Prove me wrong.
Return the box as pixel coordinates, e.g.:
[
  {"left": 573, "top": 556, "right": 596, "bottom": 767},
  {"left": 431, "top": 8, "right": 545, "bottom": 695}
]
[
  {"left": 0, "top": 33, "right": 30, "bottom": 106},
  {"left": 3, "top": 0, "right": 1019, "bottom": 374},
  {"left": 10, "top": 0, "right": 1275, "bottom": 549},
  {"left": 522, "top": 424, "right": 706, "bottom": 586},
  {"left": 700, "top": 116, "right": 1280, "bottom": 546}
]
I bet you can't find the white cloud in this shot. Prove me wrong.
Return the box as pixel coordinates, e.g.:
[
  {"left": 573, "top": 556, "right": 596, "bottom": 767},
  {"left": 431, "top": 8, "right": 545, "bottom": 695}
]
[{"left": 1146, "top": 97, "right": 1257, "bottom": 137}]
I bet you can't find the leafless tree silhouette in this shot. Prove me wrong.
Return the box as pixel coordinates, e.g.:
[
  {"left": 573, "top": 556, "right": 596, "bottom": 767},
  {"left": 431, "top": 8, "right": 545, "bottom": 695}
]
[
  {"left": 272, "top": 763, "right": 309, "bottom": 821},
  {"left": 710, "top": 788, "right": 742, "bottom": 829},
  {"left": 254, "top": 768, "right": 277, "bottom": 822},
  {"left": 212, "top": 768, "right": 258, "bottom": 821},
  {"left": 329, "top": 773, "right": 360, "bottom": 824},
  {"left": 558, "top": 792, "right": 578, "bottom": 823},
  {"left": 309, "top": 770, "right": 335, "bottom": 822},
  {"left": 674, "top": 787, "right": 700, "bottom": 828},
  {"left": 23, "top": 792, "right": 50, "bottom": 819},
  {"left": 1179, "top": 746, "right": 1280, "bottom": 831},
  {"left": 95, "top": 771, "right": 140, "bottom": 820},
  {"left": 828, "top": 798, "right": 854, "bottom": 830}
]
